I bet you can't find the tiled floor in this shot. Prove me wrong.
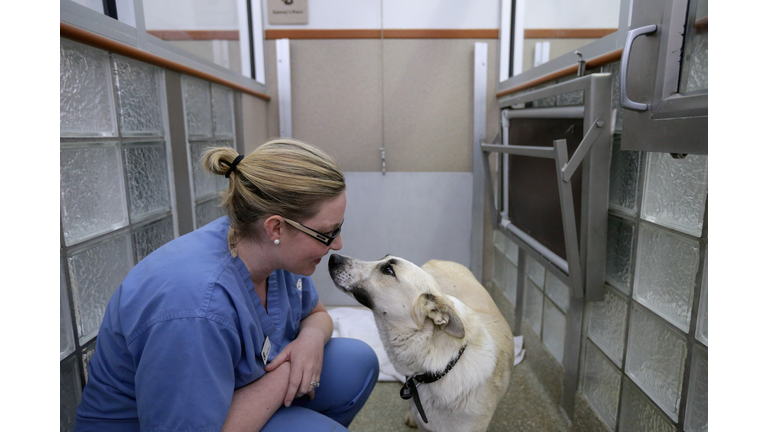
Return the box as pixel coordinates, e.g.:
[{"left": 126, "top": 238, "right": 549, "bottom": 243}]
[{"left": 349, "top": 359, "right": 571, "bottom": 432}]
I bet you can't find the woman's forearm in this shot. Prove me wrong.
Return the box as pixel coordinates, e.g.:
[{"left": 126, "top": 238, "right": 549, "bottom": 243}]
[
  {"left": 298, "top": 301, "right": 333, "bottom": 345},
  {"left": 222, "top": 361, "right": 291, "bottom": 432}
]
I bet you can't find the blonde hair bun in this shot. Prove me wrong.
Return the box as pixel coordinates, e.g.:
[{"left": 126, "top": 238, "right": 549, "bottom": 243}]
[{"left": 202, "top": 138, "right": 345, "bottom": 238}]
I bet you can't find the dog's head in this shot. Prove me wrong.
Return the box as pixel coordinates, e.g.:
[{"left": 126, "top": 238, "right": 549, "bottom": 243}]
[{"left": 328, "top": 254, "right": 464, "bottom": 339}]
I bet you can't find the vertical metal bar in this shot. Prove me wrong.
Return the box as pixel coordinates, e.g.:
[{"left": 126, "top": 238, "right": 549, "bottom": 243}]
[
  {"left": 561, "top": 296, "right": 585, "bottom": 418},
  {"left": 482, "top": 151, "right": 499, "bottom": 231},
  {"left": 470, "top": 42, "right": 488, "bottom": 281},
  {"left": 501, "top": 112, "right": 510, "bottom": 220},
  {"left": 514, "top": 251, "right": 527, "bottom": 334},
  {"left": 583, "top": 74, "right": 612, "bottom": 301},
  {"left": 132, "top": 0, "right": 148, "bottom": 50},
  {"left": 554, "top": 139, "right": 584, "bottom": 298},
  {"left": 165, "top": 71, "right": 195, "bottom": 236},
  {"left": 233, "top": 92, "right": 246, "bottom": 155},
  {"left": 276, "top": 39, "right": 292, "bottom": 138}
]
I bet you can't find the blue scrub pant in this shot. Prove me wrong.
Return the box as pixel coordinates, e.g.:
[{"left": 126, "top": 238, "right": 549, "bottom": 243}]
[{"left": 261, "top": 337, "right": 379, "bottom": 432}]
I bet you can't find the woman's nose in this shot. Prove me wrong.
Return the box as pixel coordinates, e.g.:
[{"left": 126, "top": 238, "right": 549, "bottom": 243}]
[{"left": 330, "top": 235, "right": 342, "bottom": 251}]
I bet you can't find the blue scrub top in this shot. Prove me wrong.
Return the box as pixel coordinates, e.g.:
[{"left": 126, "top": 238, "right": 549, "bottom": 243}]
[{"left": 74, "top": 217, "right": 320, "bottom": 432}]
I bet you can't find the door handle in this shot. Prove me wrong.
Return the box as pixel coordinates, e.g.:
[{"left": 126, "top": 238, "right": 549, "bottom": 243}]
[{"left": 620, "top": 24, "right": 657, "bottom": 112}]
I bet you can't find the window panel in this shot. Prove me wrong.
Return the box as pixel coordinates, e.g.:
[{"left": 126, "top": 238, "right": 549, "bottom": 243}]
[
  {"left": 679, "top": 0, "right": 708, "bottom": 93},
  {"left": 544, "top": 271, "right": 569, "bottom": 312},
  {"left": 625, "top": 305, "right": 687, "bottom": 421},
  {"left": 696, "top": 250, "right": 708, "bottom": 346},
  {"left": 634, "top": 224, "right": 700, "bottom": 332},
  {"left": 605, "top": 216, "right": 635, "bottom": 295},
  {"left": 681, "top": 32, "right": 708, "bottom": 93},
  {"left": 684, "top": 344, "right": 708, "bottom": 432},
  {"left": 212, "top": 85, "right": 235, "bottom": 138},
  {"left": 608, "top": 137, "right": 642, "bottom": 216},
  {"left": 133, "top": 217, "right": 175, "bottom": 262},
  {"left": 493, "top": 247, "right": 506, "bottom": 290},
  {"left": 68, "top": 233, "right": 133, "bottom": 344},
  {"left": 60, "top": 39, "right": 117, "bottom": 137},
  {"left": 526, "top": 258, "right": 545, "bottom": 289},
  {"left": 60, "top": 356, "right": 82, "bottom": 432},
  {"left": 618, "top": 376, "right": 676, "bottom": 432},
  {"left": 195, "top": 199, "right": 225, "bottom": 229},
  {"left": 493, "top": 230, "right": 505, "bottom": 251},
  {"left": 113, "top": 56, "right": 164, "bottom": 137},
  {"left": 609, "top": 62, "right": 624, "bottom": 133},
  {"left": 124, "top": 143, "right": 171, "bottom": 220},
  {"left": 60, "top": 143, "right": 128, "bottom": 246},
  {"left": 641, "top": 152, "right": 707, "bottom": 237},
  {"left": 556, "top": 90, "right": 584, "bottom": 107},
  {"left": 503, "top": 258, "right": 518, "bottom": 306},
  {"left": 183, "top": 77, "right": 213, "bottom": 138},
  {"left": 190, "top": 141, "right": 221, "bottom": 201},
  {"left": 523, "top": 278, "right": 544, "bottom": 337},
  {"left": 60, "top": 262, "right": 75, "bottom": 360},
  {"left": 504, "top": 235, "right": 519, "bottom": 263},
  {"left": 588, "top": 285, "right": 628, "bottom": 367},
  {"left": 582, "top": 339, "right": 622, "bottom": 430},
  {"left": 542, "top": 297, "right": 566, "bottom": 364}
]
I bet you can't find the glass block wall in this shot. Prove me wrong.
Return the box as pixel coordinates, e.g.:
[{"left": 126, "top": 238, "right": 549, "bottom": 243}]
[
  {"left": 60, "top": 38, "right": 176, "bottom": 431},
  {"left": 491, "top": 62, "right": 707, "bottom": 431},
  {"left": 182, "top": 77, "right": 234, "bottom": 229},
  {"left": 60, "top": 38, "right": 239, "bottom": 431}
]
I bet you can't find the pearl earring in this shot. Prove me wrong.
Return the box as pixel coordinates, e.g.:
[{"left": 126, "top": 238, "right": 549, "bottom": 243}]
[{"left": 274, "top": 239, "right": 280, "bottom": 245}]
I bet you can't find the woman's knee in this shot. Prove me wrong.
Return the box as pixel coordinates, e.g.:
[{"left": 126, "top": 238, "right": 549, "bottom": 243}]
[{"left": 327, "top": 338, "right": 379, "bottom": 377}]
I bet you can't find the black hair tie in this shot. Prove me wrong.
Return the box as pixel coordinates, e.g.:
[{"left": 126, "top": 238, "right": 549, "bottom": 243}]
[{"left": 223, "top": 155, "right": 245, "bottom": 178}]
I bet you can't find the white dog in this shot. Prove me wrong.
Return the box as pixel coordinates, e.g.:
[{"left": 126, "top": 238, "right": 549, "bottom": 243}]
[{"left": 329, "top": 254, "right": 515, "bottom": 432}]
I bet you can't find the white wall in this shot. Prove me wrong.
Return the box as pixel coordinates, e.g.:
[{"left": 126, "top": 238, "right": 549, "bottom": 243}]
[
  {"left": 524, "top": 0, "right": 621, "bottom": 29},
  {"left": 262, "top": 0, "right": 501, "bottom": 30},
  {"left": 144, "top": 0, "right": 240, "bottom": 30},
  {"left": 314, "top": 172, "right": 474, "bottom": 306},
  {"left": 143, "top": 0, "right": 502, "bottom": 31},
  {"left": 143, "top": 0, "right": 619, "bottom": 31}
]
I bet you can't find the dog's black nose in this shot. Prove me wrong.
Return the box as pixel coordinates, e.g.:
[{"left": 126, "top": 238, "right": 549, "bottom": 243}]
[{"left": 328, "top": 254, "right": 345, "bottom": 269}]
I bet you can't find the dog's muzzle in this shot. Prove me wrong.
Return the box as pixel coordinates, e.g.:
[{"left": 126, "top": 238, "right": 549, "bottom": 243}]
[
  {"left": 328, "top": 254, "right": 375, "bottom": 310},
  {"left": 328, "top": 253, "right": 347, "bottom": 270}
]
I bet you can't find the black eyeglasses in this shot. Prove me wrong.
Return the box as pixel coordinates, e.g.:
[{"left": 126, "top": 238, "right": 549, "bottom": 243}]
[{"left": 283, "top": 218, "right": 343, "bottom": 246}]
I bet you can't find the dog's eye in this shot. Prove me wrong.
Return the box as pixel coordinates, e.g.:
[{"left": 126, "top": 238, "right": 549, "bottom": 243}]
[{"left": 382, "top": 264, "right": 395, "bottom": 276}]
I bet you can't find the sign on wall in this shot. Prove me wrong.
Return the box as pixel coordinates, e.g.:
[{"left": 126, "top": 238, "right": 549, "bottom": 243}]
[{"left": 267, "top": 0, "right": 309, "bottom": 25}]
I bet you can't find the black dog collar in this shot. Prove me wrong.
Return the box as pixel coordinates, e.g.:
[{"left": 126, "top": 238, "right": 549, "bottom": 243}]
[{"left": 399, "top": 344, "right": 467, "bottom": 424}]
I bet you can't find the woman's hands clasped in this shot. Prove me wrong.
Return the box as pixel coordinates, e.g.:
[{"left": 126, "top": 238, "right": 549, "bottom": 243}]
[{"left": 263, "top": 326, "right": 325, "bottom": 407}]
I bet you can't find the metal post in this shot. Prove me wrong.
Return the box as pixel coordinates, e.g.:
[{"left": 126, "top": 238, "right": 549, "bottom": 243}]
[
  {"left": 470, "top": 42, "right": 488, "bottom": 281},
  {"left": 553, "top": 139, "right": 584, "bottom": 298},
  {"left": 276, "top": 38, "right": 292, "bottom": 138},
  {"left": 514, "top": 251, "right": 527, "bottom": 335}
]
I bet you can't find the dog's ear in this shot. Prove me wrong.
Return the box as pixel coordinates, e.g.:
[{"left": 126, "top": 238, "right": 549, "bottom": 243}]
[{"left": 415, "top": 293, "right": 465, "bottom": 339}]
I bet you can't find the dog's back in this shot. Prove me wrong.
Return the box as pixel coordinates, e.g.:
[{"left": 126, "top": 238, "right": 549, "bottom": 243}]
[{"left": 422, "top": 260, "right": 516, "bottom": 405}]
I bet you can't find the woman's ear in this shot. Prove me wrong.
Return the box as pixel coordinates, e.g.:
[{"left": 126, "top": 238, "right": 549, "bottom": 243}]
[{"left": 263, "top": 216, "right": 283, "bottom": 243}]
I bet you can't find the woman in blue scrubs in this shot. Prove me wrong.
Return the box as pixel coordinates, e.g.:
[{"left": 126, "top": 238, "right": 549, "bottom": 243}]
[{"left": 74, "top": 139, "right": 379, "bottom": 432}]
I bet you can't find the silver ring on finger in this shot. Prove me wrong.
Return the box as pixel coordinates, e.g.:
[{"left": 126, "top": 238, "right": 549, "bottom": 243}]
[{"left": 310, "top": 380, "right": 320, "bottom": 388}]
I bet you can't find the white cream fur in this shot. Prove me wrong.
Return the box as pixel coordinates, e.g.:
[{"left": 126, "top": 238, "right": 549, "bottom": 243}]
[{"left": 329, "top": 256, "right": 515, "bottom": 432}]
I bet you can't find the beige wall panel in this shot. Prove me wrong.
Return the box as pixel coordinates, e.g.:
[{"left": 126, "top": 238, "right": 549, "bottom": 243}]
[
  {"left": 288, "top": 40, "right": 383, "bottom": 172},
  {"left": 241, "top": 93, "right": 270, "bottom": 153},
  {"left": 383, "top": 39, "right": 497, "bottom": 173}
]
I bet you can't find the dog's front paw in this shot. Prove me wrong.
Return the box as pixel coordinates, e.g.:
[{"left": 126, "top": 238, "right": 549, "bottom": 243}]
[{"left": 404, "top": 410, "right": 418, "bottom": 428}]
